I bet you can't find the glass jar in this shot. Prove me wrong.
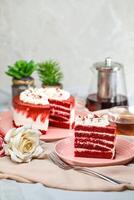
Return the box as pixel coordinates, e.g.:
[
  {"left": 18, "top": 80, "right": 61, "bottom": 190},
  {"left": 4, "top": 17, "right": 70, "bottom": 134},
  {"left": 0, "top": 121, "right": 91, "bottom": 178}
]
[{"left": 86, "top": 57, "right": 128, "bottom": 111}]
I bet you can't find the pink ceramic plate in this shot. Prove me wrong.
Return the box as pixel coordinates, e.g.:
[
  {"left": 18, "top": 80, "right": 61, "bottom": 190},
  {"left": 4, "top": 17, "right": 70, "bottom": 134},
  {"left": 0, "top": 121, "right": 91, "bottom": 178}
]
[
  {"left": 0, "top": 111, "right": 74, "bottom": 142},
  {"left": 40, "top": 128, "right": 74, "bottom": 142},
  {"left": 55, "top": 137, "right": 134, "bottom": 167}
]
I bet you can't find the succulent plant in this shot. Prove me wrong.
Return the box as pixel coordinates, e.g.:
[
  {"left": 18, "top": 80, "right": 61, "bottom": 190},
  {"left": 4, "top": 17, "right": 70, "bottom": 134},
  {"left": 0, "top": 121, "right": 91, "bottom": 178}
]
[
  {"left": 5, "top": 60, "right": 37, "bottom": 79},
  {"left": 37, "top": 60, "right": 63, "bottom": 86}
]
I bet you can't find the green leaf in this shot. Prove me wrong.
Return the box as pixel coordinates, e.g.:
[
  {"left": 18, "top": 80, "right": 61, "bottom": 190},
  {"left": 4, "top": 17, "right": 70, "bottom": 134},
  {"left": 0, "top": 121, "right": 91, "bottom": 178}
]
[
  {"left": 5, "top": 59, "right": 36, "bottom": 79},
  {"left": 37, "top": 60, "right": 63, "bottom": 85},
  {"left": 6, "top": 70, "right": 22, "bottom": 79}
]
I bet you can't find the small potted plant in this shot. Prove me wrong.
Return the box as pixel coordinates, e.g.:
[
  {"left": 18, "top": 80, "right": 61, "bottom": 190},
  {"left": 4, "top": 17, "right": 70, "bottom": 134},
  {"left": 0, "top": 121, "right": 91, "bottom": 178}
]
[
  {"left": 37, "top": 59, "right": 63, "bottom": 89},
  {"left": 5, "top": 60, "right": 36, "bottom": 97}
]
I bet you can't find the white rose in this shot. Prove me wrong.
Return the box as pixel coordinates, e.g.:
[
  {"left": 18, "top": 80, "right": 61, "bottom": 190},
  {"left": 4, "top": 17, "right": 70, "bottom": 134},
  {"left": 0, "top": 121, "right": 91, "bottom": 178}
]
[{"left": 4, "top": 127, "right": 44, "bottom": 163}]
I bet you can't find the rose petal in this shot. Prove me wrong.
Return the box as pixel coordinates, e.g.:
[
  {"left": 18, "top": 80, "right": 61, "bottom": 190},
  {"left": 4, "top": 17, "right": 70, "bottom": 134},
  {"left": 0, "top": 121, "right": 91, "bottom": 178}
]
[
  {"left": 12, "top": 146, "right": 31, "bottom": 160},
  {"left": 32, "top": 145, "right": 44, "bottom": 158},
  {"left": 23, "top": 130, "right": 40, "bottom": 147},
  {"left": 8, "top": 149, "right": 22, "bottom": 163},
  {"left": 23, "top": 157, "right": 32, "bottom": 163},
  {"left": 3, "top": 144, "right": 9, "bottom": 155},
  {"left": 26, "top": 129, "right": 40, "bottom": 140},
  {"left": 4, "top": 128, "right": 16, "bottom": 143},
  {"left": 12, "top": 127, "right": 28, "bottom": 148}
]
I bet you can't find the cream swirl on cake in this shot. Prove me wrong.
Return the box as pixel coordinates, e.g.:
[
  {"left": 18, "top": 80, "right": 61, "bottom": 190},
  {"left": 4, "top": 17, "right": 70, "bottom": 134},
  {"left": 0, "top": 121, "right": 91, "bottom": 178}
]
[
  {"left": 75, "top": 114, "right": 109, "bottom": 127},
  {"left": 20, "top": 87, "right": 49, "bottom": 105},
  {"left": 43, "top": 87, "right": 70, "bottom": 101}
]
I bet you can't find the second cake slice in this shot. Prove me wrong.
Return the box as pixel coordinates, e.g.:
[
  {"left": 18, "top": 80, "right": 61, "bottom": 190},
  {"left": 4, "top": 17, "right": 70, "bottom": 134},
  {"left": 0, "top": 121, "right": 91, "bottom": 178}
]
[{"left": 74, "top": 114, "right": 116, "bottom": 159}]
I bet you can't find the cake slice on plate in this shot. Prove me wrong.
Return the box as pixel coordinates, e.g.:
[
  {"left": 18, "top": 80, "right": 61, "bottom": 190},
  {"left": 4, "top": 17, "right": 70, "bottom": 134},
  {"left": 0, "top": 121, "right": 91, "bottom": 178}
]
[
  {"left": 13, "top": 88, "right": 50, "bottom": 134},
  {"left": 13, "top": 87, "right": 75, "bottom": 132},
  {"left": 74, "top": 113, "right": 116, "bottom": 159},
  {"left": 44, "top": 87, "right": 75, "bottom": 129}
]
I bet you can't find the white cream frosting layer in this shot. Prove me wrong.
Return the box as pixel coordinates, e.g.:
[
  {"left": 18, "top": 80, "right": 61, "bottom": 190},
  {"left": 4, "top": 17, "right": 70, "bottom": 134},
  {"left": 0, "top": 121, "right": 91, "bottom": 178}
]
[
  {"left": 20, "top": 88, "right": 49, "bottom": 105},
  {"left": 13, "top": 108, "right": 49, "bottom": 131},
  {"left": 20, "top": 87, "right": 71, "bottom": 105},
  {"left": 75, "top": 113, "right": 109, "bottom": 127},
  {"left": 43, "top": 87, "right": 70, "bottom": 100}
]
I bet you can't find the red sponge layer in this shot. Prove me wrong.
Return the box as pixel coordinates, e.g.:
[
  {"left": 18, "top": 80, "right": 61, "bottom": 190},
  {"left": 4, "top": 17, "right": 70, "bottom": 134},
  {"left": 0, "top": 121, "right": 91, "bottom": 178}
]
[
  {"left": 75, "top": 125, "right": 115, "bottom": 134},
  {"left": 74, "top": 149, "right": 115, "bottom": 159}
]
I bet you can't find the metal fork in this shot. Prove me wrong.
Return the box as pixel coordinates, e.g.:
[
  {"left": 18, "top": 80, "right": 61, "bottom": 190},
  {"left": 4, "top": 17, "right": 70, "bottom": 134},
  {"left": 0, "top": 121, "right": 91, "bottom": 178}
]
[{"left": 48, "top": 152, "right": 130, "bottom": 185}]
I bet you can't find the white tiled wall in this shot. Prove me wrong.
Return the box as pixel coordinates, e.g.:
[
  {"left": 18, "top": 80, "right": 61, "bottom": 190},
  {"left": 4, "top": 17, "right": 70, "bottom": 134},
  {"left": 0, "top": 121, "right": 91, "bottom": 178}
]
[{"left": 0, "top": 0, "right": 134, "bottom": 103}]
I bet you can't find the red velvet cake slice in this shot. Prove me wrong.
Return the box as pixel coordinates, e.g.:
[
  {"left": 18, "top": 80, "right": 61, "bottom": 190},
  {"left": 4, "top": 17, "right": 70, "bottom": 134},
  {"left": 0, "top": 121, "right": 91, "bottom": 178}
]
[
  {"left": 74, "top": 114, "right": 116, "bottom": 159},
  {"left": 13, "top": 88, "right": 50, "bottom": 134},
  {"left": 44, "top": 88, "right": 75, "bottom": 129}
]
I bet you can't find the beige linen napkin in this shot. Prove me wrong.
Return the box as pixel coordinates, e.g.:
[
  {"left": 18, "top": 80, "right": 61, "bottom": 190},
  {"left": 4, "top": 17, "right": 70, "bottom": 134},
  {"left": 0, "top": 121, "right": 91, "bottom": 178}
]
[{"left": 0, "top": 142, "right": 134, "bottom": 191}]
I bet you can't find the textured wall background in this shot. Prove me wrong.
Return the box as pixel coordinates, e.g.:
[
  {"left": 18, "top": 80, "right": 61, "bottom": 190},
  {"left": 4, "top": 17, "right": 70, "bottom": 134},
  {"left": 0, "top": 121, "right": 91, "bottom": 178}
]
[{"left": 0, "top": 0, "right": 134, "bottom": 104}]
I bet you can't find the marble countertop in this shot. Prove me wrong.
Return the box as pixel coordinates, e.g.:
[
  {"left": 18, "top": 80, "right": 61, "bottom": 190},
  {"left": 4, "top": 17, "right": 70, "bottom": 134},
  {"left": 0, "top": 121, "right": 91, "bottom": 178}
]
[{"left": 0, "top": 179, "right": 134, "bottom": 200}]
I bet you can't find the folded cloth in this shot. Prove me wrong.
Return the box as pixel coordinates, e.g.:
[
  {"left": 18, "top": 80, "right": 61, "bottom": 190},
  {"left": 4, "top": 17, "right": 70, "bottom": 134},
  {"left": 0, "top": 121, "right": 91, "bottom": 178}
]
[{"left": 0, "top": 142, "right": 134, "bottom": 191}]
